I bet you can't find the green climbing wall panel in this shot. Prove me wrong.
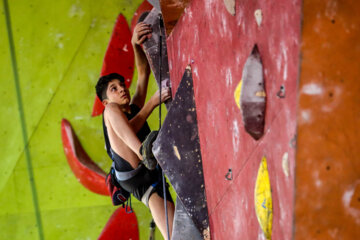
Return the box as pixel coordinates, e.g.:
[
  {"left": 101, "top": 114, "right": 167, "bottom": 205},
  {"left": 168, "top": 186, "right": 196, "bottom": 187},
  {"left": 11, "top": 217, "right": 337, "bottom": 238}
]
[{"left": 0, "top": 0, "right": 170, "bottom": 239}]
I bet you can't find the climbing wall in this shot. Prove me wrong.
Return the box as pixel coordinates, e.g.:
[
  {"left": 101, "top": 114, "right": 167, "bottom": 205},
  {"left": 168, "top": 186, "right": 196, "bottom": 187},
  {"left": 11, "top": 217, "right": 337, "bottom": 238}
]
[
  {"left": 165, "top": 0, "right": 301, "bottom": 239},
  {"left": 160, "top": 0, "right": 360, "bottom": 239},
  {"left": 3, "top": 0, "right": 359, "bottom": 239}
]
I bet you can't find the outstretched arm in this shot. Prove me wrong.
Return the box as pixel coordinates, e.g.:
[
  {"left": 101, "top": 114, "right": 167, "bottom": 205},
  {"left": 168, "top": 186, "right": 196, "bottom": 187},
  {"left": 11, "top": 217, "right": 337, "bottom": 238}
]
[
  {"left": 131, "top": 22, "right": 152, "bottom": 108},
  {"left": 129, "top": 87, "right": 171, "bottom": 133}
]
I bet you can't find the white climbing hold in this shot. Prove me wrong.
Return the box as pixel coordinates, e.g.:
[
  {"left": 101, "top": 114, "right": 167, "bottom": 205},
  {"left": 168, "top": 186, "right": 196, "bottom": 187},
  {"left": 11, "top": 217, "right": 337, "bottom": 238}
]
[
  {"left": 223, "top": 0, "right": 236, "bottom": 16},
  {"left": 282, "top": 152, "right": 289, "bottom": 177},
  {"left": 254, "top": 9, "right": 263, "bottom": 27}
]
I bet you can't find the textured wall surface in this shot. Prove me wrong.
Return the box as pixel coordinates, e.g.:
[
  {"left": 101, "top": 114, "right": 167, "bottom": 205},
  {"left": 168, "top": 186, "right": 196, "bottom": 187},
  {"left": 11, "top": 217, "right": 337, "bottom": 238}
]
[
  {"left": 0, "top": 1, "right": 168, "bottom": 239},
  {"left": 295, "top": 0, "right": 360, "bottom": 239},
  {"left": 166, "top": 0, "right": 301, "bottom": 239},
  {"left": 164, "top": 0, "right": 360, "bottom": 239}
]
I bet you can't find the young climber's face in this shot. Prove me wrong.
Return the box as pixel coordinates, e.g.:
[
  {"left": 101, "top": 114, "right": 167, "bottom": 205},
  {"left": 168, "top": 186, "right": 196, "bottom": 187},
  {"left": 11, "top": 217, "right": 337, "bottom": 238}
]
[{"left": 105, "top": 79, "right": 131, "bottom": 106}]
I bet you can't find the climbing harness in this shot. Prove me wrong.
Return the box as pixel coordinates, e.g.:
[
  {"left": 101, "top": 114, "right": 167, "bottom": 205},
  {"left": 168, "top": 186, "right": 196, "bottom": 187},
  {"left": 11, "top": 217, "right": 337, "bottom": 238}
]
[
  {"left": 111, "top": 160, "right": 143, "bottom": 181},
  {"left": 141, "top": 178, "right": 160, "bottom": 208},
  {"left": 105, "top": 166, "right": 133, "bottom": 213},
  {"left": 103, "top": 116, "right": 134, "bottom": 212}
]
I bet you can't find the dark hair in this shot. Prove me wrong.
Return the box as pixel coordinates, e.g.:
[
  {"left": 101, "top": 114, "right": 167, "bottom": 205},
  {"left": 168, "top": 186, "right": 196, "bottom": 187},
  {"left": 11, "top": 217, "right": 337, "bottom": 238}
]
[{"left": 95, "top": 73, "right": 125, "bottom": 101}]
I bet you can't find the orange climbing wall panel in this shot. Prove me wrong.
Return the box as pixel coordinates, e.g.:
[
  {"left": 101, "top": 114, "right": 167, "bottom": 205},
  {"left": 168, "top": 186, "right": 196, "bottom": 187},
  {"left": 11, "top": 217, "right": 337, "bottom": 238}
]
[
  {"left": 159, "top": 0, "right": 190, "bottom": 36},
  {"left": 166, "top": 0, "right": 301, "bottom": 239},
  {"left": 295, "top": 0, "right": 360, "bottom": 239}
]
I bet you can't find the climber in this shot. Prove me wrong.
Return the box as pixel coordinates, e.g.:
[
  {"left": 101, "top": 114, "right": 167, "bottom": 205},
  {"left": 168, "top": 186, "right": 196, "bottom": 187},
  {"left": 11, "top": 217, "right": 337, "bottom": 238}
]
[{"left": 95, "top": 21, "right": 174, "bottom": 239}]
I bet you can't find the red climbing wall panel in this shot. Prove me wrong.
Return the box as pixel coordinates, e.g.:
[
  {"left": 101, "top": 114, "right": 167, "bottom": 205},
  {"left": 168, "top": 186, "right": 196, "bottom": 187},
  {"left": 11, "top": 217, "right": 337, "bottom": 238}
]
[{"left": 166, "top": 0, "right": 301, "bottom": 239}]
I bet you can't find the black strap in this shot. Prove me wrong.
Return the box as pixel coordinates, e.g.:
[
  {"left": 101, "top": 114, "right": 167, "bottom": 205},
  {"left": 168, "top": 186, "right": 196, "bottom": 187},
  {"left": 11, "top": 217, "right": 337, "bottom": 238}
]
[{"left": 102, "top": 114, "right": 112, "bottom": 159}]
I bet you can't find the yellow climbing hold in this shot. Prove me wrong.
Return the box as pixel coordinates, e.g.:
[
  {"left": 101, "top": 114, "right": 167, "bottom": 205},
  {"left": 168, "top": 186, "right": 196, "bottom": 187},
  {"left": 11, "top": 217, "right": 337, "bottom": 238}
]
[
  {"left": 234, "top": 80, "right": 242, "bottom": 109},
  {"left": 254, "top": 156, "right": 273, "bottom": 239}
]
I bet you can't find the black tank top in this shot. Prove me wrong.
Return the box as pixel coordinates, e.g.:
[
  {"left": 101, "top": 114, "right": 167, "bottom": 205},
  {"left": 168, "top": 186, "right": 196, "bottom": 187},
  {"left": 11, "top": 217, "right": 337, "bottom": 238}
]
[{"left": 103, "top": 104, "right": 151, "bottom": 171}]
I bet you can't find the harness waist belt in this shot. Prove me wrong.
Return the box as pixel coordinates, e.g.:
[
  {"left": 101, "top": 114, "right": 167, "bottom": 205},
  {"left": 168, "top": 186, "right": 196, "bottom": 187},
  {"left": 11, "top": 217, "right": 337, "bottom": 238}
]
[{"left": 112, "top": 162, "right": 143, "bottom": 181}]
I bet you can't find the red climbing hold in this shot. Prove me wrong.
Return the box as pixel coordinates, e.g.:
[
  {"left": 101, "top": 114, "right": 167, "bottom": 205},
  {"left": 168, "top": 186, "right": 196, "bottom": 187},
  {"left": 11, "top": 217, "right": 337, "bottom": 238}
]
[
  {"left": 98, "top": 207, "right": 139, "bottom": 240},
  {"left": 92, "top": 14, "right": 135, "bottom": 117},
  {"left": 61, "top": 119, "right": 108, "bottom": 195}
]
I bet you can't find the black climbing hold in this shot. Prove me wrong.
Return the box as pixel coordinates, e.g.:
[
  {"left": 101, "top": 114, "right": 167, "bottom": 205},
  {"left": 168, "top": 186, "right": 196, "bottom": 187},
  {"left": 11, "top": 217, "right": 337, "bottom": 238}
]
[
  {"left": 143, "top": 8, "right": 172, "bottom": 108},
  {"left": 240, "top": 45, "right": 266, "bottom": 140},
  {"left": 153, "top": 66, "right": 209, "bottom": 237}
]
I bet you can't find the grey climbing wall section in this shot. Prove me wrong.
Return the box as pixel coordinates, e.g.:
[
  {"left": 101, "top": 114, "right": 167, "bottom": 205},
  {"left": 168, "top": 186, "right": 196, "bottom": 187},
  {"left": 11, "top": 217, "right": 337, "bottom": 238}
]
[
  {"left": 152, "top": 66, "right": 209, "bottom": 238},
  {"left": 172, "top": 196, "right": 202, "bottom": 240},
  {"left": 147, "top": 0, "right": 161, "bottom": 12}
]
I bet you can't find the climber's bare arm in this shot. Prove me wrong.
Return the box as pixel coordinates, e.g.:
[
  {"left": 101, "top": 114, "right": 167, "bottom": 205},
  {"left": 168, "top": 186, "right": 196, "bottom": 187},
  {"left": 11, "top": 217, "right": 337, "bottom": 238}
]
[
  {"left": 131, "top": 22, "right": 152, "bottom": 108},
  {"left": 129, "top": 88, "right": 171, "bottom": 133}
]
